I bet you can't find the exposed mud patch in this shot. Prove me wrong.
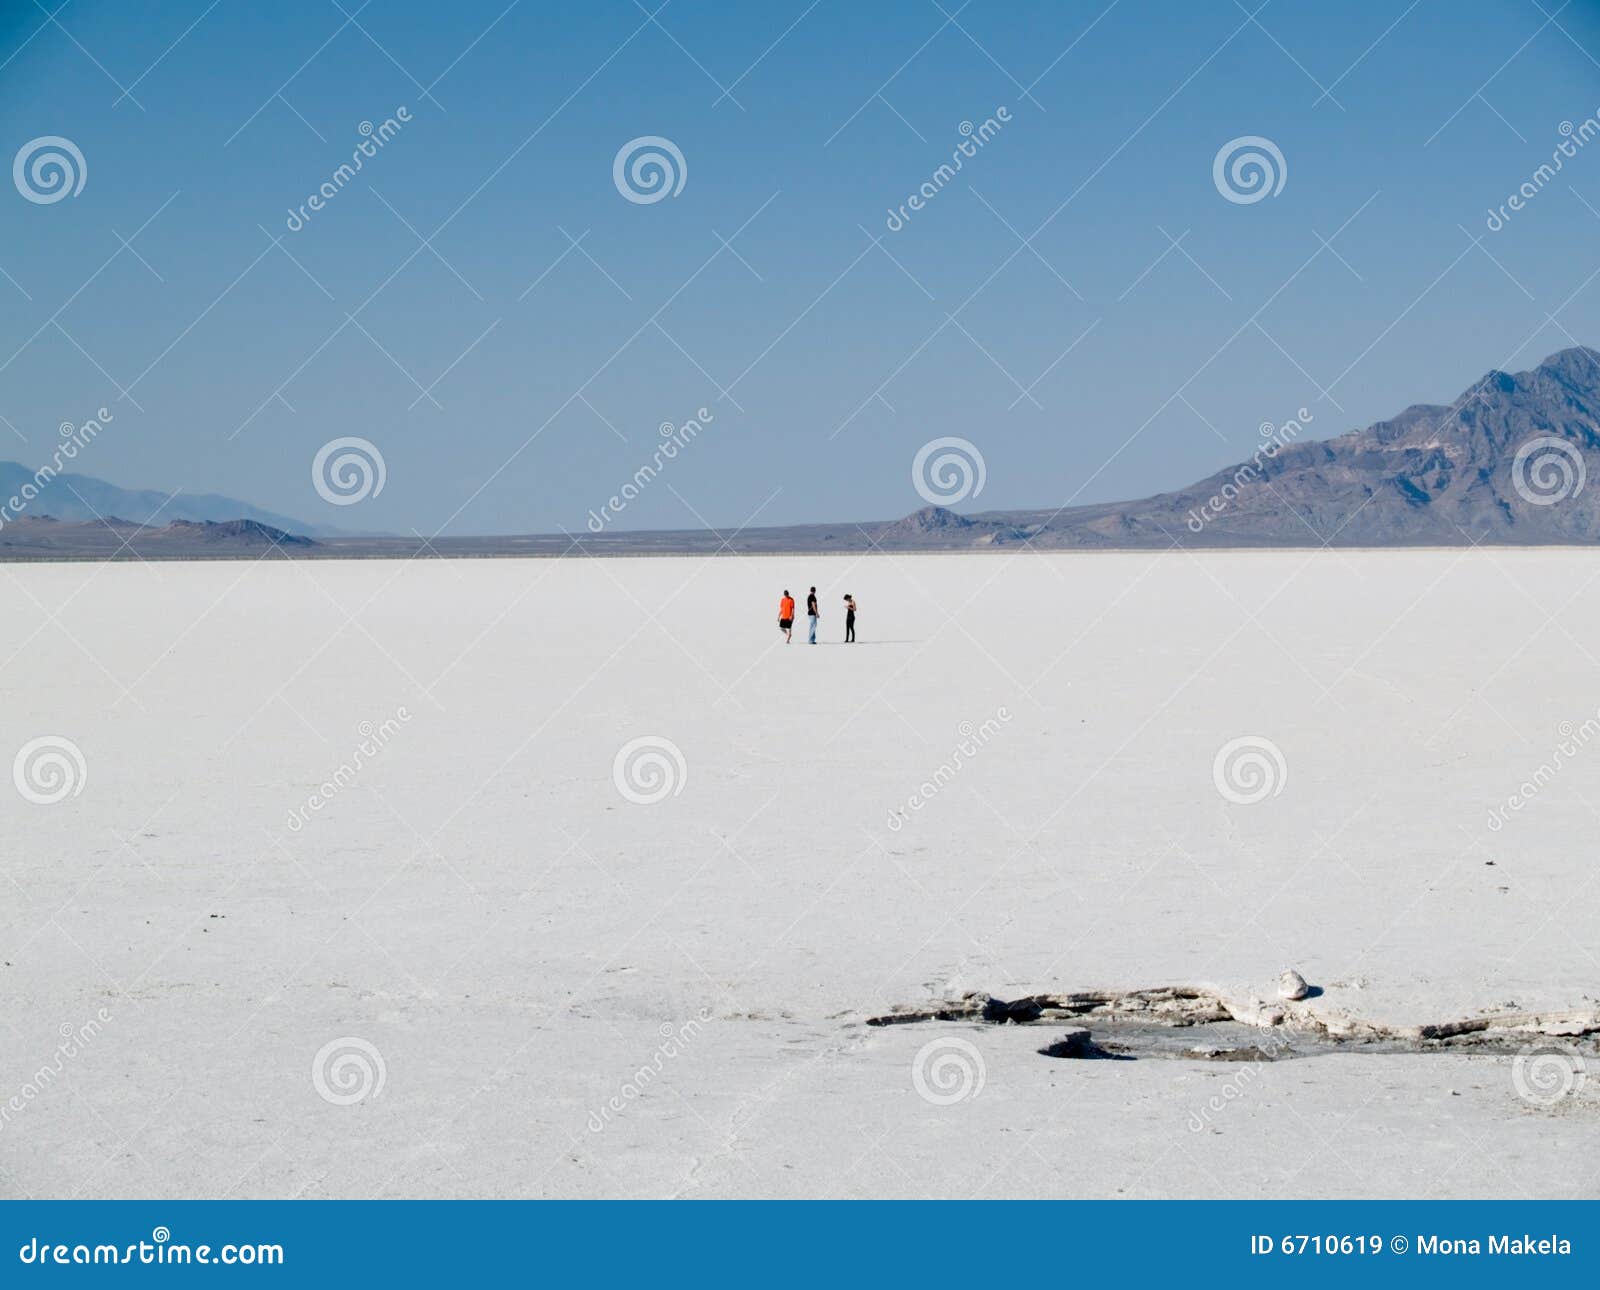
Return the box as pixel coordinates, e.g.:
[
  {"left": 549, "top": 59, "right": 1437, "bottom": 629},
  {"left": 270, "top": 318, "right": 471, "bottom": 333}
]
[{"left": 867, "top": 988, "right": 1600, "bottom": 1062}]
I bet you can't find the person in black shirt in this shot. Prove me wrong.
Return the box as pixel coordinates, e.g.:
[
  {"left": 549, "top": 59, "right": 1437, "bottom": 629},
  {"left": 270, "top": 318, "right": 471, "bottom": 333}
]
[
  {"left": 806, "top": 587, "right": 819, "bottom": 644},
  {"left": 843, "top": 594, "right": 856, "bottom": 643}
]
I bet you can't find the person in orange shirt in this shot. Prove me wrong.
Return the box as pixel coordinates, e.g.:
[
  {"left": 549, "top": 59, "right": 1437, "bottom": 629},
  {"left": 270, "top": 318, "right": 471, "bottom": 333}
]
[{"left": 777, "top": 590, "right": 795, "bottom": 643}]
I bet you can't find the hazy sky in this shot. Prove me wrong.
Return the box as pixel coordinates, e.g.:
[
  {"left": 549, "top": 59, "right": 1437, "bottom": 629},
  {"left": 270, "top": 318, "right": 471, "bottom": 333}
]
[{"left": 4, "top": 0, "right": 1600, "bottom": 535}]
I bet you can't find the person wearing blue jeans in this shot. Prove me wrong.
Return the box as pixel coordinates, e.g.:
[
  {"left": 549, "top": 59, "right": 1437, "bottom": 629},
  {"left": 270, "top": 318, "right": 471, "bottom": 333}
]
[{"left": 806, "top": 587, "right": 819, "bottom": 644}]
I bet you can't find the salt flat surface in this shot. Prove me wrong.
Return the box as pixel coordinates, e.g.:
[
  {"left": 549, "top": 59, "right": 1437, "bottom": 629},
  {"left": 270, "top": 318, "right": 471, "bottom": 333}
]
[{"left": 2, "top": 549, "right": 1598, "bottom": 1198}]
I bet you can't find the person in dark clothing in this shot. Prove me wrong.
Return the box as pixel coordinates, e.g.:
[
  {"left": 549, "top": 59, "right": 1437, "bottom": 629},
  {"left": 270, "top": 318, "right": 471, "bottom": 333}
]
[
  {"left": 806, "top": 587, "right": 819, "bottom": 644},
  {"left": 843, "top": 594, "right": 856, "bottom": 643}
]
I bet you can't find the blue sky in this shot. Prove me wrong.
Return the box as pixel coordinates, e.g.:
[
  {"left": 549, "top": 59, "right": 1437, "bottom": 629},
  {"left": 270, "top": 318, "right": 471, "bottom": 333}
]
[{"left": 3, "top": 0, "right": 1600, "bottom": 534}]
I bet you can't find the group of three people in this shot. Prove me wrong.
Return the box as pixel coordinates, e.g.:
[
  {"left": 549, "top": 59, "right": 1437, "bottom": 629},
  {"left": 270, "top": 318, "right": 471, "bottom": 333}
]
[{"left": 778, "top": 587, "right": 856, "bottom": 644}]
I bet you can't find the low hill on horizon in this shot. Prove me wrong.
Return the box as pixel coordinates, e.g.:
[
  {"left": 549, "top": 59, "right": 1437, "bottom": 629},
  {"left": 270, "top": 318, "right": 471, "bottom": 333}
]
[{"left": 0, "top": 516, "right": 315, "bottom": 559}]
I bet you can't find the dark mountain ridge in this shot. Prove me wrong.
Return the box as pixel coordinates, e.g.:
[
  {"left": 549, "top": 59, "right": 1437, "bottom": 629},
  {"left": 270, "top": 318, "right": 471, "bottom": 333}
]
[{"left": 943, "top": 346, "right": 1600, "bottom": 549}]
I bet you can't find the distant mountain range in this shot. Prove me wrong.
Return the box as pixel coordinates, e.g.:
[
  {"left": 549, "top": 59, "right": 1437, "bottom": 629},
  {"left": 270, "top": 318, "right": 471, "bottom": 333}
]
[
  {"left": 0, "top": 461, "right": 321, "bottom": 536},
  {"left": 5, "top": 347, "right": 1600, "bottom": 559}
]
